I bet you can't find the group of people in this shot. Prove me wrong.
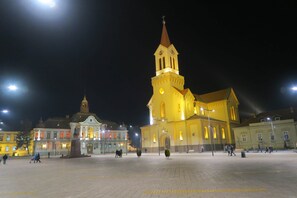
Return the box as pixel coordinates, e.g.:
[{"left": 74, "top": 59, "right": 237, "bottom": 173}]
[
  {"left": 30, "top": 153, "right": 41, "bottom": 163},
  {"left": 115, "top": 149, "right": 123, "bottom": 158},
  {"left": 225, "top": 144, "right": 236, "bottom": 156}
]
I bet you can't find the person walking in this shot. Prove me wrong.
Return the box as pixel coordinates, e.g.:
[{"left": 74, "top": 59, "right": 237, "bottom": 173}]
[
  {"left": 230, "top": 145, "right": 236, "bottom": 156},
  {"left": 2, "top": 154, "right": 8, "bottom": 164},
  {"left": 36, "top": 153, "right": 41, "bottom": 163}
]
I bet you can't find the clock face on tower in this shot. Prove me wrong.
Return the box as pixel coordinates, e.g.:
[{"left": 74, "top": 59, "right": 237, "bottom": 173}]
[
  {"left": 159, "top": 50, "right": 163, "bottom": 55},
  {"left": 159, "top": 88, "right": 164, "bottom": 94}
]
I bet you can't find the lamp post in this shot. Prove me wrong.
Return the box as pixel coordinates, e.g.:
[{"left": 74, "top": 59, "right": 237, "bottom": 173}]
[
  {"left": 201, "top": 108, "right": 215, "bottom": 156},
  {"left": 267, "top": 117, "right": 276, "bottom": 151},
  {"left": 154, "top": 118, "right": 167, "bottom": 156},
  {"left": 54, "top": 138, "right": 56, "bottom": 156}
]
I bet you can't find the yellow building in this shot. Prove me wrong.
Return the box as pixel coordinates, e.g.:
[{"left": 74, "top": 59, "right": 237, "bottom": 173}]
[
  {"left": 0, "top": 131, "right": 34, "bottom": 156},
  {"left": 141, "top": 19, "right": 240, "bottom": 153},
  {"left": 234, "top": 107, "right": 297, "bottom": 151}
]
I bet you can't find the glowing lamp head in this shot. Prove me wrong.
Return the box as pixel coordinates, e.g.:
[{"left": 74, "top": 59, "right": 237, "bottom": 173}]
[
  {"left": 38, "top": 0, "right": 56, "bottom": 8},
  {"left": 8, "top": 85, "right": 18, "bottom": 91}
]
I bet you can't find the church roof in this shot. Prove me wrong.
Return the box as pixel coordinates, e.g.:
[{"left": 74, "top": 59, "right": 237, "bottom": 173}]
[
  {"left": 238, "top": 107, "right": 297, "bottom": 127},
  {"left": 175, "top": 88, "right": 190, "bottom": 96},
  {"left": 160, "top": 18, "right": 171, "bottom": 47},
  {"left": 187, "top": 114, "right": 225, "bottom": 122},
  {"left": 194, "top": 88, "right": 232, "bottom": 103}
]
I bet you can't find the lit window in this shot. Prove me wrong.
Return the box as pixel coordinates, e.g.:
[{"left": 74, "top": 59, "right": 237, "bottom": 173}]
[
  {"left": 284, "top": 131, "right": 289, "bottom": 141},
  {"left": 213, "top": 127, "right": 217, "bottom": 139},
  {"left": 5, "top": 146, "right": 9, "bottom": 151},
  {"left": 179, "top": 131, "right": 183, "bottom": 141},
  {"left": 204, "top": 126, "right": 208, "bottom": 139},
  {"left": 54, "top": 132, "right": 57, "bottom": 139},
  {"left": 222, "top": 128, "right": 226, "bottom": 139},
  {"left": 6, "top": 135, "right": 10, "bottom": 141},
  {"left": 230, "top": 106, "right": 236, "bottom": 120},
  {"left": 153, "top": 134, "right": 156, "bottom": 143},
  {"left": 201, "top": 108, "right": 205, "bottom": 115},
  {"left": 242, "top": 134, "right": 247, "bottom": 142},
  {"left": 257, "top": 133, "right": 262, "bottom": 141}
]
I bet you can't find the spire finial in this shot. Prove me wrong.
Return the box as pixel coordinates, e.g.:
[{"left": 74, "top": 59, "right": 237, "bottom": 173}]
[{"left": 162, "top": 16, "right": 165, "bottom": 24}]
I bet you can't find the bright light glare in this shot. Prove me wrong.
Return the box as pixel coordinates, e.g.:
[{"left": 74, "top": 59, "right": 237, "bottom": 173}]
[
  {"left": 8, "top": 85, "right": 18, "bottom": 91},
  {"left": 38, "top": 0, "right": 56, "bottom": 8},
  {"left": 292, "top": 86, "right": 297, "bottom": 91},
  {"left": 2, "top": 110, "right": 9, "bottom": 113}
]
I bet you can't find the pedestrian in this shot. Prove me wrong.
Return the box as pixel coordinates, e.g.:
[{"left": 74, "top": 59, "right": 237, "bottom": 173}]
[
  {"left": 230, "top": 145, "right": 236, "bottom": 156},
  {"left": 36, "top": 153, "right": 41, "bottom": 163},
  {"left": 265, "top": 147, "right": 268, "bottom": 153},
  {"left": 3, "top": 154, "right": 8, "bottom": 164}
]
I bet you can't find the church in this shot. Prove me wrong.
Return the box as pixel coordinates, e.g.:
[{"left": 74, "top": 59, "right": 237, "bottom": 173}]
[{"left": 140, "top": 19, "right": 240, "bottom": 153}]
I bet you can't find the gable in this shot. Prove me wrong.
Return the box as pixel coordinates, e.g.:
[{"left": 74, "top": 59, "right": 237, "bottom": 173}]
[{"left": 80, "top": 116, "right": 101, "bottom": 126}]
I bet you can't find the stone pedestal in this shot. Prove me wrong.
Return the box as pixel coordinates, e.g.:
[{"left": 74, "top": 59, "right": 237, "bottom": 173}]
[{"left": 70, "top": 139, "right": 81, "bottom": 157}]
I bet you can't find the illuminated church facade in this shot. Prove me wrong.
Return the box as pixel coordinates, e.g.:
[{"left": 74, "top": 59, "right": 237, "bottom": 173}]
[{"left": 141, "top": 19, "right": 240, "bottom": 153}]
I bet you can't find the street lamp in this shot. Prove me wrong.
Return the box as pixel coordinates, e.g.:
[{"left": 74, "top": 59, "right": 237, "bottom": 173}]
[
  {"left": 135, "top": 133, "right": 139, "bottom": 149},
  {"left": 267, "top": 117, "right": 276, "bottom": 151},
  {"left": 38, "top": 0, "right": 56, "bottom": 8},
  {"left": 201, "top": 108, "right": 215, "bottom": 156},
  {"left": 154, "top": 118, "right": 167, "bottom": 156},
  {"left": 8, "top": 85, "right": 18, "bottom": 91},
  {"left": 54, "top": 137, "right": 56, "bottom": 156}
]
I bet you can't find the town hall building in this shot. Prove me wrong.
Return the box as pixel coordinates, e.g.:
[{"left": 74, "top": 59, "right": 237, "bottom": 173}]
[
  {"left": 32, "top": 96, "right": 128, "bottom": 156},
  {"left": 141, "top": 19, "right": 241, "bottom": 153}
]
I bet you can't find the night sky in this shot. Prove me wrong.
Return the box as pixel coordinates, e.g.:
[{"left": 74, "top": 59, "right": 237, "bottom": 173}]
[{"left": 0, "top": 1, "right": 297, "bottom": 129}]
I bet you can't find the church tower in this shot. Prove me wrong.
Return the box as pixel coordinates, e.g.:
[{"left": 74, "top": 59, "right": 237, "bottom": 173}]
[
  {"left": 80, "top": 95, "right": 89, "bottom": 113},
  {"left": 149, "top": 18, "right": 190, "bottom": 124},
  {"left": 141, "top": 17, "right": 240, "bottom": 154}
]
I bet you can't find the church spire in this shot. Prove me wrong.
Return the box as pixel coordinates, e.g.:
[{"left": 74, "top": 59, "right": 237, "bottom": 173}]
[
  {"left": 160, "top": 16, "right": 171, "bottom": 47},
  {"left": 80, "top": 95, "right": 89, "bottom": 113},
  {"left": 154, "top": 17, "right": 179, "bottom": 76}
]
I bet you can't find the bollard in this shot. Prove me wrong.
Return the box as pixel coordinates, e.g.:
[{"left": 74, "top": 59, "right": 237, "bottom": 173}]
[{"left": 241, "top": 151, "right": 246, "bottom": 158}]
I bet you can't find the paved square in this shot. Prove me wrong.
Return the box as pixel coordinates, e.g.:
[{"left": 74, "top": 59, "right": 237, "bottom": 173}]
[{"left": 1, "top": 151, "right": 297, "bottom": 198}]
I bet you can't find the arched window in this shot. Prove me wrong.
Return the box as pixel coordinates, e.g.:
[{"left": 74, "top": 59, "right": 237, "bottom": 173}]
[
  {"left": 162, "top": 57, "right": 165, "bottom": 69},
  {"left": 230, "top": 106, "right": 236, "bottom": 120},
  {"left": 159, "top": 58, "right": 162, "bottom": 70},
  {"left": 160, "top": 102, "right": 166, "bottom": 118},
  {"left": 153, "top": 134, "right": 156, "bottom": 143},
  {"left": 179, "top": 131, "right": 183, "bottom": 141},
  {"left": 204, "top": 126, "right": 208, "bottom": 139},
  {"left": 213, "top": 127, "right": 217, "bottom": 139},
  {"left": 222, "top": 128, "right": 226, "bottom": 139}
]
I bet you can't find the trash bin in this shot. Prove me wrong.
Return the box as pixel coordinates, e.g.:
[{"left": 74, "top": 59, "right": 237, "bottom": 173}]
[{"left": 241, "top": 151, "right": 246, "bottom": 158}]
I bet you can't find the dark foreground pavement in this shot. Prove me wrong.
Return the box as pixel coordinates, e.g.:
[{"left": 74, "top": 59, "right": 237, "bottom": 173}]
[{"left": 1, "top": 151, "right": 297, "bottom": 198}]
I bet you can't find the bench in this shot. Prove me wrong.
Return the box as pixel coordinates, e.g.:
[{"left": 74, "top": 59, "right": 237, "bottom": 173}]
[{"left": 188, "top": 150, "right": 195, "bottom": 153}]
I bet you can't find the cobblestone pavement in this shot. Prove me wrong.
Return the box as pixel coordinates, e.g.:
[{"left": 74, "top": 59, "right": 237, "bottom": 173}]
[{"left": 0, "top": 151, "right": 297, "bottom": 198}]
